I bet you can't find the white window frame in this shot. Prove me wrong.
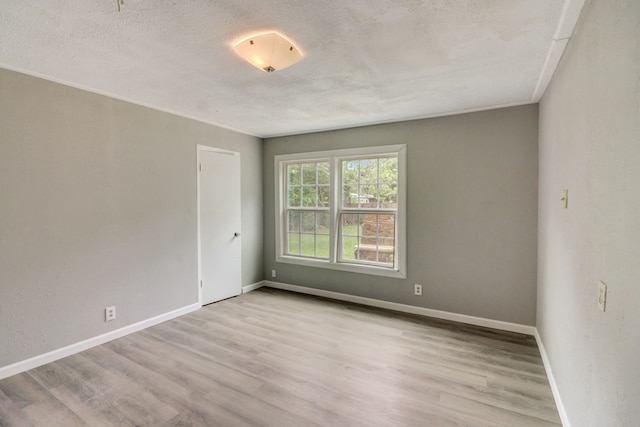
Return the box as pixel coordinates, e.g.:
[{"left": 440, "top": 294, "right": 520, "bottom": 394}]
[{"left": 275, "top": 144, "right": 406, "bottom": 278}]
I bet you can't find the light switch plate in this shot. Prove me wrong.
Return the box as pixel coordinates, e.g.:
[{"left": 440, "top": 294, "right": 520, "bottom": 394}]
[
  {"left": 561, "top": 189, "right": 569, "bottom": 209},
  {"left": 598, "top": 281, "right": 607, "bottom": 312}
]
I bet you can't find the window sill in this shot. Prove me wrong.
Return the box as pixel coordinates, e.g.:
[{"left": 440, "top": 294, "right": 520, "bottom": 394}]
[{"left": 276, "top": 255, "right": 406, "bottom": 279}]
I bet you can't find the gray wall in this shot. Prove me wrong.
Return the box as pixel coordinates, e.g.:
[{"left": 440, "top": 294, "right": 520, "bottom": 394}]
[
  {"left": 264, "top": 105, "right": 539, "bottom": 325},
  {"left": 0, "top": 68, "right": 263, "bottom": 368},
  {"left": 537, "top": 0, "right": 640, "bottom": 425}
]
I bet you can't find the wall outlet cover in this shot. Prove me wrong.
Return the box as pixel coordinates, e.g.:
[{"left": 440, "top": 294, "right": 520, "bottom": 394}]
[{"left": 105, "top": 306, "right": 116, "bottom": 321}]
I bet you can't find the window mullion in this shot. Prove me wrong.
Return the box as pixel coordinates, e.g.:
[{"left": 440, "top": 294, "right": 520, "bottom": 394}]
[
  {"left": 340, "top": 208, "right": 397, "bottom": 214},
  {"left": 329, "top": 156, "right": 338, "bottom": 263},
  {"left": 315, "top": 163, "right": 319, "bottom": 209},
  {"left": 357, "top": 160, "right": 361, "bottom": 209},
  {"left": 281, "top": 162, "right": 287, "bottom": 257},
  {"left": 376, "top": 158, "right": 380, "bottom": 208},
  {"left": 284, "top": 206, "right": 289, "bottom": 255}
]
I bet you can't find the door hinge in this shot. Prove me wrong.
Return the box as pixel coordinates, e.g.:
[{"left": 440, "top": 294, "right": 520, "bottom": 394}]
[
  {"left": 200, "top": 280, "right": 203, "bottom": 288},
  {"left": 199, "top": 163, "right": 202, "bottom": 172}
]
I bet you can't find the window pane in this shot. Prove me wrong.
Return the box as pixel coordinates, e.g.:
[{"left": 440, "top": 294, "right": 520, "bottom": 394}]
[
  {"left": 359, "top": 159, "right": 378, "bottom": 184},
  {"left": 317, "top": 211, "right": 330, "bottom": 234},
  {"left": 342, "top": 160, "right": 359, "bottom": 186},
  {"left": 287, "top": 233, "right": 300, "bottom": 255},
  {"left": 379, "top": 234, "right": 395, "bottom": 247},
  {"left": 341, "top": 156, "right": 397, "bottom": 210},
  {"left": 301, "top": 212, "right": 315, "bottom": 233},
  {"left": 302, "top": 186, "right": 317, "bottom": 207},
  {"left": 343, "top": 185, "right": 357, "bottom": 207},
  {"left": 358, "top": 185, "right": 378, "bottom": 208},
  {"left": 318, "top": 185, "right": 330, "bottom": 207},
  {"left": 286, "top": 210, "right": 329, "bottom": 260},
  {"left": 340, "top": 214, "right": 361, "bottom": 261},
  {"left": 317, "top": 162, "right": 330, "bottom": 184},
  {"left": 288, "top": 211, "right": 300, "bottom": 232},
  {"left": 341, "top": 213, "right": 395, "bottom": 267},
  {"left": 378, "top": 184, "right": 397, "bottom": 207},
  {"left": 300, "top": 234, "right": 316, "bottom": 257},
  {"left": 316, "top": 235, "right": 330, "bottom": 258},
  {"left": 379, "top": 157, "right": 397, "bottom": 184},
  {"left": 288, "top": 186, "right": 301, "bottom": 207},
  {"left": 302, "top": 163, "right": 317, "bottom": 185},
  {"left": 287, "top": 164, "right": 300, "bottom": 185}
]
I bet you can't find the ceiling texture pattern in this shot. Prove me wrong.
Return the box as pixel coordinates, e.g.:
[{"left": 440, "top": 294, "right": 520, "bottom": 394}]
[{"left": 0, "top": 0, "right": 583, "bottom": 137}]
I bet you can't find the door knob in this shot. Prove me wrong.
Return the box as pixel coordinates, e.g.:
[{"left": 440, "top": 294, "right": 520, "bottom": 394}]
[{"left": 234, "top": 232, "right": 241, "bottom": 237}]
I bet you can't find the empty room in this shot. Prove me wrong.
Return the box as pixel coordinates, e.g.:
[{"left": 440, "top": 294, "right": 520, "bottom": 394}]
[{"left": 1, "top": 0, "right": 638, "bottom": 426}]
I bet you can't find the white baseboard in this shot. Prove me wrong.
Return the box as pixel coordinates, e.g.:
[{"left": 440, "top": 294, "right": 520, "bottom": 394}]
[
  {"left": 0, "top": 302, "right": 201, "bottom": 381},
  {"left": 242, "top": 281, "right": 265, "bottom": 294},
  {"left": 534, "top": 329, "right": 570, "bottom": 427},
  {"left": 263, "top": 281, "right": 536, "bottom": 336},
  {"left": 3, "top": 280, "right": 565, "bottom": 424}
]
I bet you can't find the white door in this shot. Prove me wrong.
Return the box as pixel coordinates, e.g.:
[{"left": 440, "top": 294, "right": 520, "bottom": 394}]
[{"left": 198, "top": 147, "right": 242, "bottom": 305}]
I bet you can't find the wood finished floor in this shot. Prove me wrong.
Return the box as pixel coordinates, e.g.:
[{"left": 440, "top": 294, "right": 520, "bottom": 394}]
[{"left": 0, "top": 288, "right": 561, "bottom": 427}]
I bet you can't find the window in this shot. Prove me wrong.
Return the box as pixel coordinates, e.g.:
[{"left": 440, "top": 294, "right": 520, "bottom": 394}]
[
  {"left": 275, "top": 145, "right": 406, "bottom": 278},
  {"left": 285, "top": 161, "right": 330, "bottom": 259}
]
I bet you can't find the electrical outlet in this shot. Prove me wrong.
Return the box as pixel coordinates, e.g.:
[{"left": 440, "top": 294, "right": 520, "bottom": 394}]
[
  {"left": 598, "top": 281, "right": 607, "bottom": 312},
  {"left": 105, "top": 306, "right": 116, "bottom": 322},
  {"left": 414, "top": 284, "right": 423, "bottom": 296},
  {"left": 272, "top": 269, "right": 277, "bottom": 278}
]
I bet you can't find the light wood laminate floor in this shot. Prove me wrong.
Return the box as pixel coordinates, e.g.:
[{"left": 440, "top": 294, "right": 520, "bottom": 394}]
[{"left": 0, "top": 288, "right": 561, "bottom": 426}]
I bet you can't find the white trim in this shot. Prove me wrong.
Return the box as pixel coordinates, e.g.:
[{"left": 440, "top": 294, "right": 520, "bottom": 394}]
[
  {"left": 242, "top": 281, "right": 265, "bottom": 294},
  {"left": 276, "top": 255, "right": 406, "bottom": 278},
  {"left": 395, "top": 145, "right": 407, "bottom": 276},
  {"left": 554, "top": 0, "right": 587, "bottom": 40},
  {"left": 534, "top": 330, "right": 571, "bottom": 427},
  {"left": 264, "top": 281, "right": 535, "bottom": 335},
  {"left": 274, "top": 144, "right": 406, "bottom": 163},
  {"left": 263, "top": 101, "right": 535, "bottom": 138},
  {"left": 274, "top": 145, "right": 407, "bottom": 279},
  {"left": 0, "top": 65, "right": 536, "bottom": 140},
  {"left": 196, "top": 145, "right": 242, "bottom": 306},
  {"left": 0, "top": 303, "right": 200, "bottom": 381},
  {"left": 532, "top": 38, "right": 569, "bottom": 101},
  {"left": 532, "top": 0, "right": 586, "bottom": 101}
]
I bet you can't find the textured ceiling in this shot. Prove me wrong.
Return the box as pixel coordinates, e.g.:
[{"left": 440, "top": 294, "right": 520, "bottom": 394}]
[{"left": 0, "top": 1, "right": 581, "bottom": 137}]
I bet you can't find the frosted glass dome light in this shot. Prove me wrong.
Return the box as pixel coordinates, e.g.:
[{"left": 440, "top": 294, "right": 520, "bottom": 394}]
[{"left": 234, "top": 32, "right": 302, "bottom": 73}]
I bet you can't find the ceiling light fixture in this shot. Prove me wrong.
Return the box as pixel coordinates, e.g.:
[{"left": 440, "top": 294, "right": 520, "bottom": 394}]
[{"left": 233, "top": 32, "right": 302, "bottom": 73}]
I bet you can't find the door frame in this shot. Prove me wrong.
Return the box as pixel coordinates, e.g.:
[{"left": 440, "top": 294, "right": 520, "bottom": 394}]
[{"left": 196, "top": 144, "right": 242, "bottom": 306}]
